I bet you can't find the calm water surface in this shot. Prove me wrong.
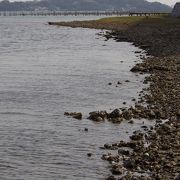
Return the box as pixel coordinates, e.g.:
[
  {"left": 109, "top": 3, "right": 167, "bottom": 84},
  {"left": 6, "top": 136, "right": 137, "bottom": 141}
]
[{"left": 0, "top": 16, "right": 150, "bottom": 180}]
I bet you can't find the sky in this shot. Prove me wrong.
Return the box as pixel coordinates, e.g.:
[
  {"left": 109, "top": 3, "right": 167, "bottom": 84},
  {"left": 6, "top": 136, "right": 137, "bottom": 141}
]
[
  {"left": 3, "top": 0, "right": 179, "bottom": 6},
  {"left": 147, "top": 0, "right": 178, "bottom": 6}
]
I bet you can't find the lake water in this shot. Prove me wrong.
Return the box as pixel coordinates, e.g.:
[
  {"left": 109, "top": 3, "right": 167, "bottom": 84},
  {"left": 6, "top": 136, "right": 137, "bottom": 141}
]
[{"left": 0, "top": 16, "right": 149, "bottom": 179}]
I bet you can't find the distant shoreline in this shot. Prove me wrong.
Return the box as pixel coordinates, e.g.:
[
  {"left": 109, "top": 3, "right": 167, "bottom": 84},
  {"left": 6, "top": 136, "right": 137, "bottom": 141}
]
[{"left": 49, "top": 15, "right": 180, "bottom": 179}]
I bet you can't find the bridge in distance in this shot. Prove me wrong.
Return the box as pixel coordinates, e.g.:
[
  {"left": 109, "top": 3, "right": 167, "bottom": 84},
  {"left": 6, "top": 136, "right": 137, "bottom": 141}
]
[{"left": 0, "top": 11, "right": 169, "bottom": 17}]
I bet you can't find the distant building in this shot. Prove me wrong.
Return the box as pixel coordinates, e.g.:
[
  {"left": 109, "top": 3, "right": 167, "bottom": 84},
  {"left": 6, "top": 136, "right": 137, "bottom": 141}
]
[{"left": 172, "top": 2, "right": 180, "bottom": 17}]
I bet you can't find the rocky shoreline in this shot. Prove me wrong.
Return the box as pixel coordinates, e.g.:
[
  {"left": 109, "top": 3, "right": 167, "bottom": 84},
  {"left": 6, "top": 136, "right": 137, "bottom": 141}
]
[{"left": 49, "top": 16, "right": 180, "bottom": 179}]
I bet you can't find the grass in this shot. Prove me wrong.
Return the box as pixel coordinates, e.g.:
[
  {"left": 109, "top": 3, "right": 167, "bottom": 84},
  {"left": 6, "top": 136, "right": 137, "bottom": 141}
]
[
  {"left": 49, "top": 15, "right": 180, "bottom": 31},
  {"left": 96, "top": 15, "right": 180, "bottom": 26}
]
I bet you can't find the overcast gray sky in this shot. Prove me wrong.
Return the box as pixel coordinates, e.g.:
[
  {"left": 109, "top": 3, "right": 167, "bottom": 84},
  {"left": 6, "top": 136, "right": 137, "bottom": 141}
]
[
  {"left": 4, "top": 0, "right": 179, "bottom": 6},
  {"left": 148, "top": 0, "right": 178, "bottom": 6}
]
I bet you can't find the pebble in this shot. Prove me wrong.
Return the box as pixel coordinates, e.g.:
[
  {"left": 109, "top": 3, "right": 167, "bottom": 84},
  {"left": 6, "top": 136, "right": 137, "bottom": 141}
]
[{"left": 87, "top": 153, "right": 92, "bottom": 157}]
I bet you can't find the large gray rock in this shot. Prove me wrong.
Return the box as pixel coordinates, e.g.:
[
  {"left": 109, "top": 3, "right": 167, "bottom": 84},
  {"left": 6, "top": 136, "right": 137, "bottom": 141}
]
[{"left": 172, "top": 2, "right": 180, "bottom": 17}]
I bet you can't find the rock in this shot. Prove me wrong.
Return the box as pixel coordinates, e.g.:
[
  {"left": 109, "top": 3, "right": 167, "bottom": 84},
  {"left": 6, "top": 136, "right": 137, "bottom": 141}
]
[
  {"left": 152, "top": 65, "right": 170, "bottom": 71},
  {"left": 88, "top": 111, "right": 107, "bottom": 121},
  {"left": 111, "top": 164, "right": 123, "bottom": 175},
  {"left": 177, "top": 109, "right": 180, "bottom": 117},
  {"left": 155, "top": 174, "right": 162, "bottom": 180},
  {"left": 64, "top": 112, "right": 82, "bottom": 120},
  {"left": 128, "top": 120, "right": 134, "bottom": 124},
  {"left": 141, "top": 125, "right": 148, "bottom": 129},
  {"left": 112, "top": 143, "right": 118, "bottom": 147},
  {"left": 148, "top": 110, "right": 156, "bottom": 119},
  {"left": 110, "top": 117, "right": 123, "bottom": 124},
  {"left": 64, "top": 112, "right": 70, "bottom": 116},
  {"left": 108, "top": 109, "right": 121, "bottom": 118},
  {"left": 96, "top": 117, "right": 103, "bottom": 121},
  {"left": 144, "top": 152, "right": 149, "bottom": 157},
  {"left": 122, "top": 110, "right": 133, "bottom": 120},
  {"left": 135, "top": 51, "right": 141, "bottom": 54},
  {"left": 107, "top": 109, "right": 124, "bottom": 123},
  {"left": 116, "top": 37, "right": 128, "bottom": 41},
  {"left": 123, "top": 159, "right": 135, "bottom": 169},
  {"left": 130, "top": 133, "right": 144, "bottom": 141},
  {"left": 106, "top": 176, "right": 116, "bottom": 180},
  {"left": 101, "top": 154, "right": 119, "bottom": 162},
  {"left": 131, "top": 64, "right": 146, "bottom": 72},
  {"left": 140, "top": 45, "right": 151, "bottom": 49},
  {"left": 72, "top": 113, "right": 82, "bottom": 120},
  {"left": 118, "top": 149, "right": 130, "bottom": 156},
  {"left": 161, "top": 123, "right": 172, "bottom": 132},
  {"left": 118, "top": 141, "right": 128, "bottom": 147},
  {"left": 104, "top": 144, "right": 112, "bottom": 149},
  {"left": 84, "top": 128, "right": 88, "bottom": 131},
  {"left": 175, "top": 174, "right": 180, "bottom": 180},
  {"left": 87, "top": 153, "right": 92, "bottom": 157},
  {"left": 126, "top": 141, "right": 138, "bottom": 149}
]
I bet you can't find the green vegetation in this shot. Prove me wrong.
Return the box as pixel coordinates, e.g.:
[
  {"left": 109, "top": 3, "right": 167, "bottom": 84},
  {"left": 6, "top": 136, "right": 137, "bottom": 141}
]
[
  {"left": 96, "top": 15, "right": 180, "bottom": 26},
  {"left": 49, "top": 15, "right": 180, "bottom": 31}
]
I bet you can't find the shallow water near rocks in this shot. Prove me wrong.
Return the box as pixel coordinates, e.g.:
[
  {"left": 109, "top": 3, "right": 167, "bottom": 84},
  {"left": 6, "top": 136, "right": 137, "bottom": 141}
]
[{"left": 0, "top": 16, "right": 152, "bottom": 179}]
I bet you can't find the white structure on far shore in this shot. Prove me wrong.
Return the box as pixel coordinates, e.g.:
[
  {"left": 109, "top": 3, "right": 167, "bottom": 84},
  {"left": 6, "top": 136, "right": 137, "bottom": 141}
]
[{"left": 172, "top": 2, "right": 180, "bottom": 17}]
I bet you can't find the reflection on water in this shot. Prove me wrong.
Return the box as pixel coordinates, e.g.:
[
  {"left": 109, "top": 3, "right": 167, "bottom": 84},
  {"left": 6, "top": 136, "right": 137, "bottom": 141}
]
[{"left": 0, "top": 16, "right": 148, "bottom": 179}]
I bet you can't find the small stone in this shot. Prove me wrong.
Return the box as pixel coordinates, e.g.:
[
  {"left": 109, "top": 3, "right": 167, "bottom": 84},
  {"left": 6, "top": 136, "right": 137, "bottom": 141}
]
[
  {"left": 130, "top": 133, "right": 144, "bottom": 141},
  {"left": 155, "top": 174, "right": 162, "bottom": 180},
  {"left": 128, "top": 120, "right": 134, "bottom": 124},
  {"left": 110, "top": 117, "right": 123, "bottom": 124},
  {"left": 107, "top": 175, "right": 116, "bottom": 180},
  {"left": 64, "top": 112, "right": 82, "bottom": 120},
  {"left": 161, "top": 123, "right": 172, "bottom": 132},
  {"left": 96, "top": 117, "right": 103, "bottom": 121},
  {"left": 111, "top": 164, "right": 123, "bottom": 175},
  {"left": 175, "top": 174, "right": 180, "bottom": 180},
  {"left": 122, "top": 110, "right": 133, "bottom": 120},
  {"left": 141, "top": 125, "right": 148, "bottom": 129},
  {"left": 104, "top": 144, "right": 111, "bottom": 149},
  {"left": 101, "top": 154, "right": 119, "bottom": 162},
  {"left": 177, "top": 110, "right": 180, "bottom": 117},
  {"left": 88, "top": 111, "right": 107, "bottom": 121},
  {"left": 135, "top": 51, "right": 141, "bottom": 54},
  {"left": 108, "top": 109, "right": 121, "bottom": 118},
  {"left": 144, "top": 153, "right": 149, "bottom": 157},
  {"left": 64, "top": 112, "right": 70, "bottom": 116},
  {"left": 123, "top": 159, "right": 135, "bottom": 169},
  {"left": 118, "top": 149, "right": 130, "bottom": 156},
  {"left": 148, "top": 110, "right": 156, "bottom": 118},
  {"left": 72, "top": 113, "right": 82, "bottom": 120},
  {"left": 87, "top": 153, "right": 92, "bottom": 157}
]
